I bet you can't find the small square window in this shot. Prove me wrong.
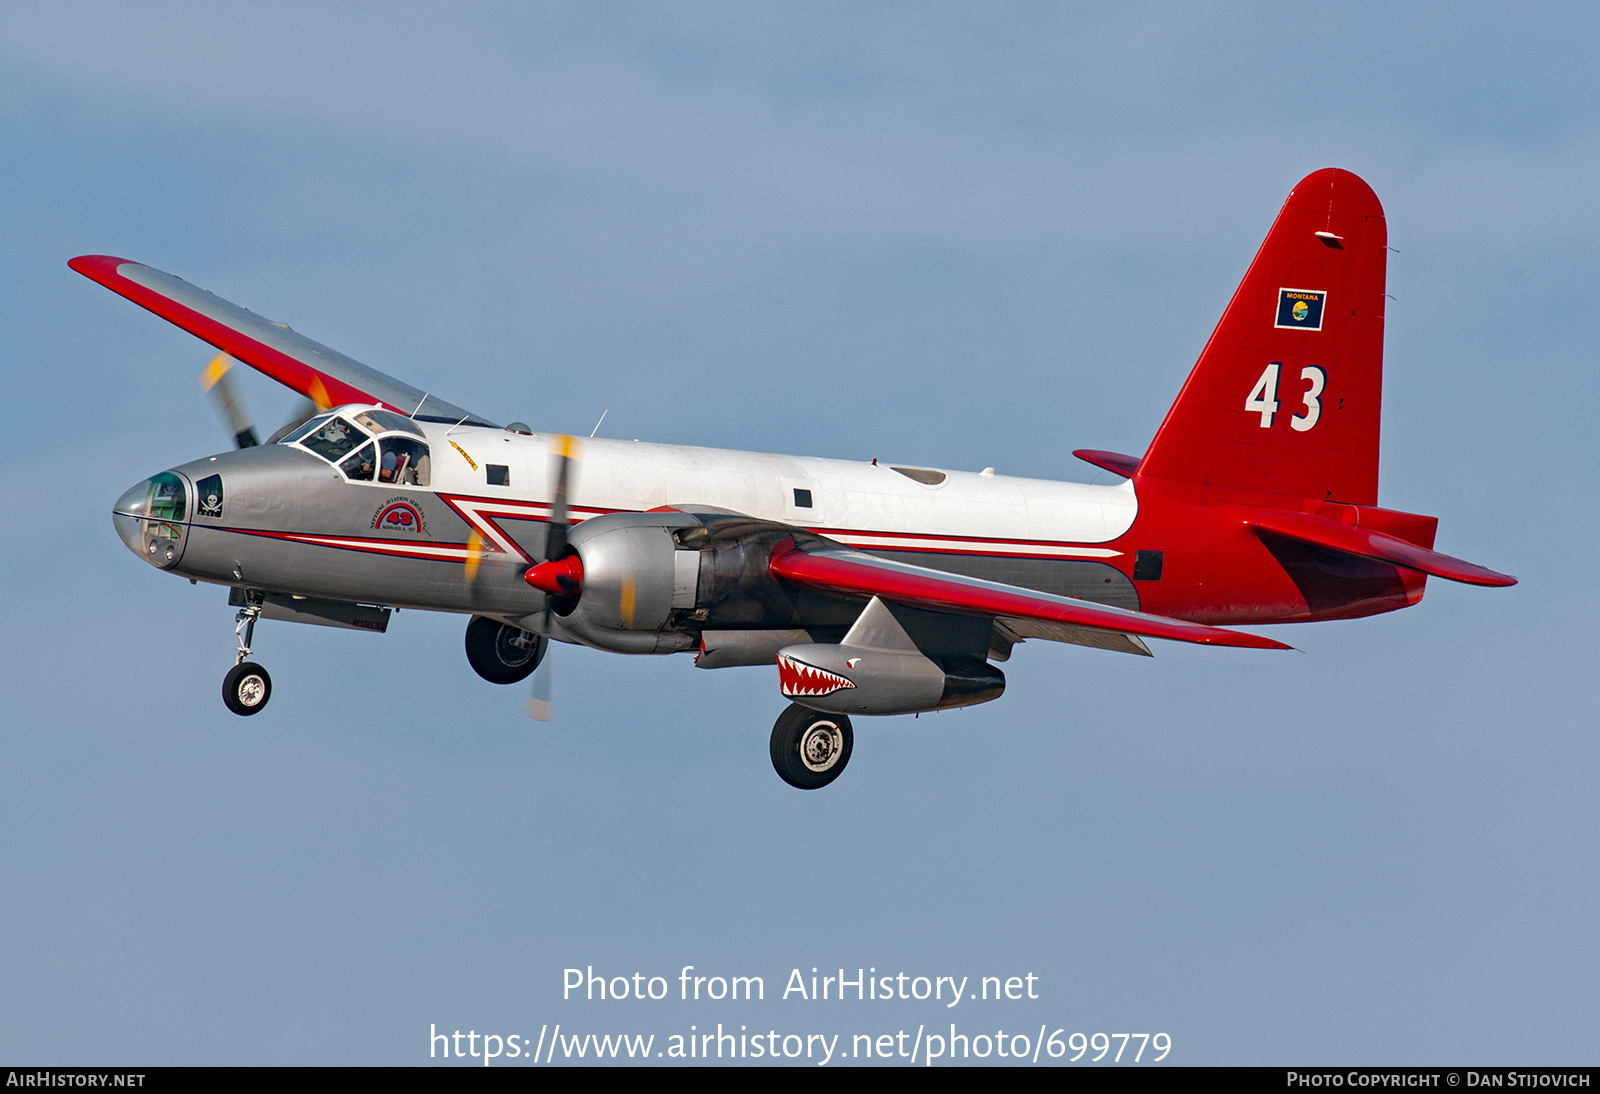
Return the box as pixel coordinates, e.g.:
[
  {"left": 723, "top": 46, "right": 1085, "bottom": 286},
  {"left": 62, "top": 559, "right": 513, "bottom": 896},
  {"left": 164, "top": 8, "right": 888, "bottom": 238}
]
[
  {"left": 486, "top": 464, "right": 510, "bottom": 486},
  {"left": 793, "top": 488, "right": 813, "bottom": 508},
  {"left": 1133, "top": 550, "right": 1164, "bottom": 581}
]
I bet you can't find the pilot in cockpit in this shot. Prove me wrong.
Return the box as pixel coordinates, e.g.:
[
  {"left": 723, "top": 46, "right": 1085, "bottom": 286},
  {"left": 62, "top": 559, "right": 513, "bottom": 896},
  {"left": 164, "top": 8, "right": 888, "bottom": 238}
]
[{"left": 377, "top": 437, "right": 430, "bottom": 486}]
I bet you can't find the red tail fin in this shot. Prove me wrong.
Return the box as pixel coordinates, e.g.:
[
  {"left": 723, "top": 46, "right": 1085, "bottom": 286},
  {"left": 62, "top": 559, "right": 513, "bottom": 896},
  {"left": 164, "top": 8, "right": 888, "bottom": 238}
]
[{"left": 1139, "top": 169, "right": 1387, "bottom": 505}]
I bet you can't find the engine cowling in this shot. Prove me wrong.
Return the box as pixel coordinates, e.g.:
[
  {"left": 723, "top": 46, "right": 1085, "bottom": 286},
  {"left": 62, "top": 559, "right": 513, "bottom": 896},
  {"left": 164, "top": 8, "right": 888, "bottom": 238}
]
[{"left": 541, "top": 511, "right": 704, "bottom": 654}]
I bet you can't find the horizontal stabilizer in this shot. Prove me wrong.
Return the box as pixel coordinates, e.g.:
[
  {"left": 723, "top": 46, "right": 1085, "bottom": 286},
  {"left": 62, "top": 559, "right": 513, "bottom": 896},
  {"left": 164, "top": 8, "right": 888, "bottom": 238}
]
[
  {"left": 69, "top": 255, "right": 493, "bottom": 426},
  {"left": 1073, "top": 449, "right": 1141, "bottom": 478},
  {"left": 770, "top": 539, "right": 1291, "bottom": 651},
  {"left": 1242, "top": 509, "right": 1516, "bottom": 587}
]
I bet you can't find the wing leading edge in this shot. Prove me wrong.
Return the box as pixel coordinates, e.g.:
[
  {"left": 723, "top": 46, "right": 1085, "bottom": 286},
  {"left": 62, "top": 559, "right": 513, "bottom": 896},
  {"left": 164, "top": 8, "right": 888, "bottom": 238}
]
[
  {"left": 769, "top": 538, "right": 1293, "bottom": 652},
  {"left": 69, "top": 255, "right": 494, "bottom": 427}
]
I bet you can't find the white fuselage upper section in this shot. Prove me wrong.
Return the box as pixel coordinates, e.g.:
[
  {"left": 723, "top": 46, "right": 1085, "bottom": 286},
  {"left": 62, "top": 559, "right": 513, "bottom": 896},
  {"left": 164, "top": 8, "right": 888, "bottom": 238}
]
[{"left": 422, "top": 422, "right": 1137, "bottom": 559}]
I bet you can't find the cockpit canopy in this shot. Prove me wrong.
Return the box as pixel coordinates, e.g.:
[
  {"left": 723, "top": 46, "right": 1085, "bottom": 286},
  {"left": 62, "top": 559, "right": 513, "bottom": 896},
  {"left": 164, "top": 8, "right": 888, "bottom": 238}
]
[{"left": 281, "top": 407, "right": 432, "bottom": 487}]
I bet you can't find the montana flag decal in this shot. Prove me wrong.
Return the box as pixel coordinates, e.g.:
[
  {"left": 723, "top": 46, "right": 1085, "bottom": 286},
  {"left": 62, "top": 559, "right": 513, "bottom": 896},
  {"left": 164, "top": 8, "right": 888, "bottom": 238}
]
[{"left": 1275, "top": 288, "right": 1327, "bottom": 331}]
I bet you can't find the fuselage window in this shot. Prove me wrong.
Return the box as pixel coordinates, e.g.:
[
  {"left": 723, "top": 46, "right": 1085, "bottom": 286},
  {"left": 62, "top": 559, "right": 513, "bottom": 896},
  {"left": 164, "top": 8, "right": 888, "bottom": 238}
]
[
  {"left": 300, "top": 417, "right": 370, "bottom": 463},
  {"left": 340, "top": 443, "right": 377, "bottom": 481},
  {"left": 196, "top": 474, "right": 224, "bottom": 517},
  {"left": 378, "top": 437, "right": 431, "bottom": 487}
]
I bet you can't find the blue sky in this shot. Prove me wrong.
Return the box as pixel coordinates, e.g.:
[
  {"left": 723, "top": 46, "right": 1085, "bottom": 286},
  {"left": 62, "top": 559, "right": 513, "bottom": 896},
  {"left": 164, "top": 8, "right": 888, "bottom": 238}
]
[{"left": 2, "top": 2, "right": 1596, "bottom": 1065}]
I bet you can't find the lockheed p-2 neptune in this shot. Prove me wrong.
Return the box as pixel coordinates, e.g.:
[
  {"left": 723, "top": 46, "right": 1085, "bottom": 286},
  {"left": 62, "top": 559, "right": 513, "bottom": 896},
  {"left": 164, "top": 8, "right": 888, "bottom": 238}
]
[{"left": 79, "top": 169, "right": 1513, "bottom": 789}]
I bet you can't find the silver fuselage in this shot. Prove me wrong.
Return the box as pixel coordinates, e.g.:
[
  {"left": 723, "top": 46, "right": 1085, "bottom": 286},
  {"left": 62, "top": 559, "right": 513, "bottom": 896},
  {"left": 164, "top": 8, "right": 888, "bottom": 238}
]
[{"left": 114, "top": 407, "right": 1140, "bottom": 648}]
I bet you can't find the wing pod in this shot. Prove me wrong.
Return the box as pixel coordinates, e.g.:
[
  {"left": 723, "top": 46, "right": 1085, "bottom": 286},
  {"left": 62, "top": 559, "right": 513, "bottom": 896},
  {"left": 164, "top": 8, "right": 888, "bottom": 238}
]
[
  {"left": 777, "top": 598, "right": 1004, "bottom": 715},
  {"left": 69, "top": 255, "right": 493, "bottom": 426},
  {"left": 768, "top": 538, "right": 1293, "bottom": 650}
]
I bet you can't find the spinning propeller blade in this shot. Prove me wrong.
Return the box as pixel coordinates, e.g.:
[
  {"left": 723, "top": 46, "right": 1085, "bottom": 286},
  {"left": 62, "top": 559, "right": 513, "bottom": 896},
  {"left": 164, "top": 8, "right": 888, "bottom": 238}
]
[
  {"left": 521, "top": 434, "right": 583, "bottom": 720},
  {"left": 524, "top": 434, "right": 585, "bottom": 599},
  {"left": 544, "top": 433, "right": 577, "bottom": 561},
  {"left": 199, "top": 354, "right": 260, "bottom": 448},
  {"left": 265, "top": 397, "right": 321, "bottom": 444},
  {"left": 202, "top": 354, "right": 321, "bottom": 447},
  {"left": 526, "top": 653, "right": 553, "bottom": 721}
]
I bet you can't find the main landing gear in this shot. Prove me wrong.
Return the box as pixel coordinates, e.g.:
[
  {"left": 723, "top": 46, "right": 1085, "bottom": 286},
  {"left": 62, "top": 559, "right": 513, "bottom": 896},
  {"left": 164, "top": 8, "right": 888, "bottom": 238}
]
[
  {"left": 464, "top": 615, "right": 545, "bottom": 684},
  {"left": 223, "top": 591, "right": 272, "bottom": 716},
  {"left": 770, "top": 703, "right": 854, "bottom": 790}
]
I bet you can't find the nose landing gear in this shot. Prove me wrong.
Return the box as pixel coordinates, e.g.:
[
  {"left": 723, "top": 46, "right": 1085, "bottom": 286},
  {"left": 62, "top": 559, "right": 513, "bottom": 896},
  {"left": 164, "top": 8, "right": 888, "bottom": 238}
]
[{"left": 223, "top": 592, "right": 272, "bottom": 716}]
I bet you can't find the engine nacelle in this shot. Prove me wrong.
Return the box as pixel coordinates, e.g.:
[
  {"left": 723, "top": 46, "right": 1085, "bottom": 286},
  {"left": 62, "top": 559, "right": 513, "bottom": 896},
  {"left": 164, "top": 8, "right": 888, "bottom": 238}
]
[
  {"left": 776, "top": 642, "right": 1004, "bottom": 716},
  {"left": 543, "top": 509, "right": 855, "bottom": 654},
  {"left": 553, "top": 511, "right": 704, "bottom": 654}
]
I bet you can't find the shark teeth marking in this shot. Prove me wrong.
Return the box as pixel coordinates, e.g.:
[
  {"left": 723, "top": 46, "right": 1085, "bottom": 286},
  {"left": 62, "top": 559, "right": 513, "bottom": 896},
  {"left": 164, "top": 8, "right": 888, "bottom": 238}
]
[{"left": 777, "top": 654, "right": 856, "bottom": 698}]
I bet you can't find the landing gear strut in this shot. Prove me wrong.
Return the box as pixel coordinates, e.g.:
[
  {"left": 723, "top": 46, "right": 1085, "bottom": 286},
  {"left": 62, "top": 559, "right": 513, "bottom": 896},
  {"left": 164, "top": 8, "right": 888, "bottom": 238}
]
[
  {"left": 223, "top": 591, "right": 272, "bottom": 716},
  {"left": 770, "top": 703, "right": 854, "bottom": 790},
  {"left": 464, "top": 615, "right": 545, "bottom": 684}
]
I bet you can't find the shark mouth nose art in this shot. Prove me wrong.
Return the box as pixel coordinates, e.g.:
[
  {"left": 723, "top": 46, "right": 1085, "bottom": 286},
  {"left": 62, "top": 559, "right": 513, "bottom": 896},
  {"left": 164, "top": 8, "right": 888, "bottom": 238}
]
[{"left": 777, "top": 654, "right": 856, "bottom": 698}]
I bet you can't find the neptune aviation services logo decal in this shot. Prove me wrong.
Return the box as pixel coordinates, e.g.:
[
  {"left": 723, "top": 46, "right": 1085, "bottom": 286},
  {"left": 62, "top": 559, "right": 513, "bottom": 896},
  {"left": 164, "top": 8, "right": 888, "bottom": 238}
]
[
  {"left": 1275, "top": 288, "right": 1327, "bottom": 331},
  {"left": 372, "top": 497, "right": 427, "bottom": 535}
]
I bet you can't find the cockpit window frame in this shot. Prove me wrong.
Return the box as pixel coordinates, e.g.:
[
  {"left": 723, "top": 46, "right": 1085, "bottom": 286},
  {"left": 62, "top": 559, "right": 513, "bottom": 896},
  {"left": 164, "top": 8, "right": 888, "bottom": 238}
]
[
  {"left": 296, "top": 415, "right": 371, "bottom": 464},
  {"left": 352, "top": 409, "right": 424, "bottom": 438},
  {"left": 284, "top": 406, "right": 437, "bottom": 491},
  {"left": 280, "top": 413, "right": 336, "bottom": 447}
]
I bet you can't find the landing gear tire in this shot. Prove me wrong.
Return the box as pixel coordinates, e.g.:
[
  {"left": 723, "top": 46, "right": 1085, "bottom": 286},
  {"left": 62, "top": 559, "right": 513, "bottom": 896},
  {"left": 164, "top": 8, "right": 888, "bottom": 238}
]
[
  {"left": 464, "top": 615, "right": 545, "bottom": 684},
  {"left": 770, "top": 703, "right": 853, "bottom": 790},
  {"left": 223, "top": 662, "right": 272, "bottom": 716}
]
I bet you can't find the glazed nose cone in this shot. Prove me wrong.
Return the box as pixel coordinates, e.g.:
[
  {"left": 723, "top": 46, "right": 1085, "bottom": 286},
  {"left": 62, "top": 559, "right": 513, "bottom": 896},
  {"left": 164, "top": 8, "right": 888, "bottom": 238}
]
[
  {"left": 112, "top": 474, "right": 188, "bottom": 568},
  {"left": 112, "top": 477, "right": 152, "bottom": 558}
]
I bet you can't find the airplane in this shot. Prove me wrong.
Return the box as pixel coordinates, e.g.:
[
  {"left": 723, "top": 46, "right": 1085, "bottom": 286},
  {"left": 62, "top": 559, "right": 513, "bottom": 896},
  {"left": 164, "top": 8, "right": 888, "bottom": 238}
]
[{"left": 75, "top": 167, "right": 1514, "bottom": 790}]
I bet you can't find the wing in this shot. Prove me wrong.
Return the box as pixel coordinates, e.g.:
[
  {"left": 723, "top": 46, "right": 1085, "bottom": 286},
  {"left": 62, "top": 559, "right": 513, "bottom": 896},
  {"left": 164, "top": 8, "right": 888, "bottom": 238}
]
[
  {"left": 769, "top": 538, "right": 1292, "bottom": 651},
  {"left": 69, "top": 255, "right": 495, "bottom": 426}
]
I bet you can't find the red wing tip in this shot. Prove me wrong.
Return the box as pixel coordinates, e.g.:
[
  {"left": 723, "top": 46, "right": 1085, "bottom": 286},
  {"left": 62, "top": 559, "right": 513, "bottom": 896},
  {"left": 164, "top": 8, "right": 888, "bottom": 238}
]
[
  {"left": 1224, "top": 634, "right": 1295, "bottom": 651},
  {"left": 68, "top": 255, "right": 137, "bottom": 278}
]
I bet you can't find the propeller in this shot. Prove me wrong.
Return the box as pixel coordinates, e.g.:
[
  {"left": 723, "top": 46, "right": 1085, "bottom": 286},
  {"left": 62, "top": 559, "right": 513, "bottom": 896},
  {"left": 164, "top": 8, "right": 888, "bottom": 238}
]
[
  {"left": 199, "top": 354, "right": 260, "bottom": 448},
  {"left": 200, "top": 353, "right": 327, "bottom": 447},
  {"left": 524, "top": 433, "right": 584, "bottom": 602},
  {"left": 520, "top": 434, "right": 583, "bottom": 720}
]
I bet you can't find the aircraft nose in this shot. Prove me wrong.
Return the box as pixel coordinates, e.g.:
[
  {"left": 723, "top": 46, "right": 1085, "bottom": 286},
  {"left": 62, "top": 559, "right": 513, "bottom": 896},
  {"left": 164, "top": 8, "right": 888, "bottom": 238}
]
[{"left": 112, "top": 473, "right": 189, "bottom": 568}]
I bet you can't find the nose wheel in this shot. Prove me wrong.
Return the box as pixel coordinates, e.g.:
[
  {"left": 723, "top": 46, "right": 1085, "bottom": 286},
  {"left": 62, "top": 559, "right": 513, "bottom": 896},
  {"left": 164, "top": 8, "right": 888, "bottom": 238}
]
[
  {"left": 770, "top": 703, "right": 854, "bottom": 789},
  {"left": 223, "top": 661, "right": 272, "bottom": 716},
  {"left": 223, "top": 591, "right": 272, "bottom": 716}
]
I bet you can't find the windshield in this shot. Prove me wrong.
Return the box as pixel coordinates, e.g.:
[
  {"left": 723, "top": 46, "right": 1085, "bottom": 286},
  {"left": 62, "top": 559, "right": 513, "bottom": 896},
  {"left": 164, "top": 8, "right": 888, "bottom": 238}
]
[
  {"left": 298, "top": 416, "right": 370, "bottom": 463},
  {"left": 281, "top": 413, "right": 334, "bottom": 445}
]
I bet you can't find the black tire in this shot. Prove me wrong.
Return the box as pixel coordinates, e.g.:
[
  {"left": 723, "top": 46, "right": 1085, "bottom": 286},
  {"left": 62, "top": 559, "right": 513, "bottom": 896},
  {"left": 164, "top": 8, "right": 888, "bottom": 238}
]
[
  {"left": 223, "top": 661, "right": 272, "bottom": 716},
  {"left": 464, "top": 615, "right": 545, "bottom": 684},
  {"left": 769, "top": 703, "right": 854, "bottom": 790}
]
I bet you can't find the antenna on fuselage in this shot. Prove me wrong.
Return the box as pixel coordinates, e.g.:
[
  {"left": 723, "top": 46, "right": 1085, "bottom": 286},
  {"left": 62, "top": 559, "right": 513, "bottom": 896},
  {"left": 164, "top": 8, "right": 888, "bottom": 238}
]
[
  {"left": 410, "top": 392, "right": 429, "bottom": 418},
  {"left": 589, "top": 409, "right": 608, "bottom": 438}
]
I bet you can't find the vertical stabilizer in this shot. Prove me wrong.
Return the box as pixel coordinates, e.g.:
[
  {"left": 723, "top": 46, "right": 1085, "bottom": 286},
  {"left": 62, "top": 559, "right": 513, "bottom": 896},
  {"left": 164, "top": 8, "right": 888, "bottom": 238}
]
[{"left": 1138, "top": 169, "right": 1387, "bottom": 505}]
